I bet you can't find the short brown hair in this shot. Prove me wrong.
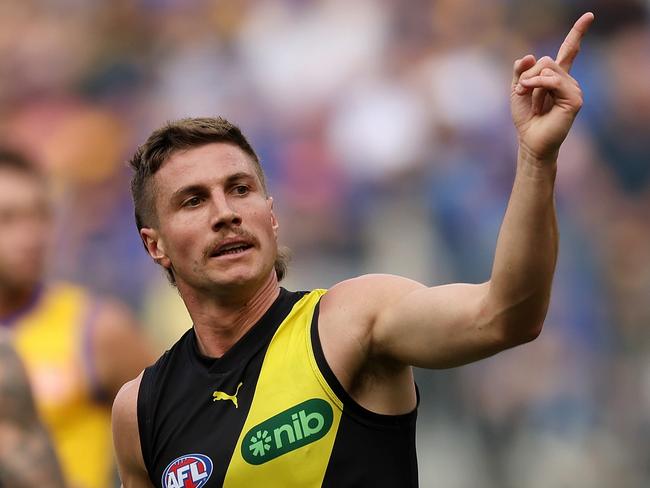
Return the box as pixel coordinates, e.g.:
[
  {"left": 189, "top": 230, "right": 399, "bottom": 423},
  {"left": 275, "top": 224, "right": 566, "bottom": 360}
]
[{"left": 129, "top": 117, "right": 288, "bottom": 284}]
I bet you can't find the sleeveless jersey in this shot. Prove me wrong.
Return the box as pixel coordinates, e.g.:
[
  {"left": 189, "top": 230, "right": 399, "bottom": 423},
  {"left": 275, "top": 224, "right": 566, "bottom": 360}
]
[
  {"left": 138, "top": 288, "right": 419, "bottom": 488},
  {"left": 0, "top": 282, "right": 114, "bottom": 488}
]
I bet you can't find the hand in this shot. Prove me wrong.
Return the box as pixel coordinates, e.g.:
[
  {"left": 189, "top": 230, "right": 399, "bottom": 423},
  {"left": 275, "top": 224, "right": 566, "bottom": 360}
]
[{"left": 511, "top": 12, "right": 594, "bottom": 163}]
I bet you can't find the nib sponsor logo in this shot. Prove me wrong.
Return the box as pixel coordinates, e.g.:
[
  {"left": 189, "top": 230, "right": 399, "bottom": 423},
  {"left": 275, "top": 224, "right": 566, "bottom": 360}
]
[
  {"left": 242, "top": 399, "right": 333, "bottom": 464},
  {"left": 162, "top": 453, "right": 213, "bottom": 488}
]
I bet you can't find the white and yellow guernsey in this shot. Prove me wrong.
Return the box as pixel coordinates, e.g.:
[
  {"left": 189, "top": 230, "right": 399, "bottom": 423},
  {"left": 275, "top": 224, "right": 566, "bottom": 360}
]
[{"left": 138, "top": 289, "right": 418, "bottom": 488}]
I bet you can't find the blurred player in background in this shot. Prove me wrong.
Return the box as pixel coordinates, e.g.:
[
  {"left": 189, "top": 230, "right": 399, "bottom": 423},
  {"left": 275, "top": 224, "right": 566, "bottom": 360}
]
[
  {"left": 0, "top": 331, "right": 66, "bottom": 488},
  {"left": 0, "top": 149, "right": 155, "bottom": 488}
]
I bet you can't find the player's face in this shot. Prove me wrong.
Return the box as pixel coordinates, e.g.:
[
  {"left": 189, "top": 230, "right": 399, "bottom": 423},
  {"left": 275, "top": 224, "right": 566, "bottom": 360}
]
[
  {"left": 142, "top": 143, "right": 279, "bottom": 294},
  {"left": 0, "top": 169, "right": 51, "bottom": 292}
]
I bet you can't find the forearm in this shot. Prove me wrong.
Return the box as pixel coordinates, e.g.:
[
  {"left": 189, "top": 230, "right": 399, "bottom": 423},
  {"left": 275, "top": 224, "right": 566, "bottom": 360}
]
[{"left": 487, "top": 146, "right": 559, "bottom": 338}]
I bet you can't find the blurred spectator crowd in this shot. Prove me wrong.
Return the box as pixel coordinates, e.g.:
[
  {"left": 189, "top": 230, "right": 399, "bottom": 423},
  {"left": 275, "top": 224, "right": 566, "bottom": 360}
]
[{"left": 1, "top": 0, "right": 649, "bottom": 486}]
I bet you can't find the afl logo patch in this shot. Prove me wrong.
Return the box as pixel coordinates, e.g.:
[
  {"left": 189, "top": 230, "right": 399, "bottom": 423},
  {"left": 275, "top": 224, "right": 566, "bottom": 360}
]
[{"left": 162, "top": 453, "right": 213, "bottom": 488}]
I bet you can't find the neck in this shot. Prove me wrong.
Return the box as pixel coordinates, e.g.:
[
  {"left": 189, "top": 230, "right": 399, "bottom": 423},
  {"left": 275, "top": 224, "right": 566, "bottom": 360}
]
[
  {"left": 0, "top": 283, "right": 38, "bottom": 322},
  {"left": 182, "top": 272, "right": 281, "bottom": 358}
]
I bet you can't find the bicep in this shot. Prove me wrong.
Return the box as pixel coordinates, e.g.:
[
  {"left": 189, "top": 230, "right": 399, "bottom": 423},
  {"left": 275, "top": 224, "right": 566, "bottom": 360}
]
[{"left": 371, "top": 279, "right": 509, "bottom": 369}]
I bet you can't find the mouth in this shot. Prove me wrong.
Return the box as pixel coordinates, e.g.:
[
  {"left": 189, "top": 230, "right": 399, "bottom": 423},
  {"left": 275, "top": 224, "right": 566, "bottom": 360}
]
[{"left": 210, "top": 240, "right": 255, "bottom": 258}]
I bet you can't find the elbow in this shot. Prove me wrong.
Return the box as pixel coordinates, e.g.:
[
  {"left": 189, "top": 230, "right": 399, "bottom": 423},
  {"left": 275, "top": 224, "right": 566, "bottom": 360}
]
[
  {"left": 482, "top": 304, "right": 546, "bottom": 348},
  {"left": 483, "top": 286, "right": 549, "bottom": 348},
  {"left": 512, "top": 321, "right": 543, "bottom": 345},
  {"left": 497, "top": 318, "right": 544, "bottom": 348}
]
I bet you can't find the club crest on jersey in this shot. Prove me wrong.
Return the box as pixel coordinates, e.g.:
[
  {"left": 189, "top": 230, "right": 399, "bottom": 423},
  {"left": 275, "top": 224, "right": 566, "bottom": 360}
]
[{"left": 161, "top": 453, "right": 213, "bottom": 488}]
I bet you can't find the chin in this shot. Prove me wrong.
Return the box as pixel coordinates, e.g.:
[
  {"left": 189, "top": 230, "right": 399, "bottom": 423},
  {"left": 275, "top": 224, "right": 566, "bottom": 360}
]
[
  {"left": 203, "top": 269, "right": 261, "bottom": 290},
  {"left": 178, "top": 258, "right": 273, "bottom": 293},
  {"left": 216, "top": 266, "right": 277, "bottom": 292}
]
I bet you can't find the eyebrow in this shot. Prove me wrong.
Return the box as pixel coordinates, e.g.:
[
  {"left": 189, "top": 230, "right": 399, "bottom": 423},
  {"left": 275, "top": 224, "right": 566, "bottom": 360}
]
[
  {"left": 170, "top": 184, "right": 207, "bottom": 204},
  {"left": 224, "top": 172, "right": 257, "bottom": 186}
]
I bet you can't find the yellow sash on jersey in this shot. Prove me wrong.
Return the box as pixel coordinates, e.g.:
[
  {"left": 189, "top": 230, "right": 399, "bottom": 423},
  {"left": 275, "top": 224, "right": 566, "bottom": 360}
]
[{"left": 223, "top": 289, "right": 344, "bottom": 487}]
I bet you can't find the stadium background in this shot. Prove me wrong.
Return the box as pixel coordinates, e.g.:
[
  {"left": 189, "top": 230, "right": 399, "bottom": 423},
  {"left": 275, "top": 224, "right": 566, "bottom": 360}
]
[{"left": 1, "top": 0, "right": 649, "bottom": 486}]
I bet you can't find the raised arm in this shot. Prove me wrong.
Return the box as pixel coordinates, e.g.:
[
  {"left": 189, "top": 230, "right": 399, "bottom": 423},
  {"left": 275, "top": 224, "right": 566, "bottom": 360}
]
[
  {"left": 112, "top": 373, "right": 155, "bottom": 488},
  {"left": 480, "top": 11, "right": 595, "bottom": 347},
  {"left": 0, "top": 335, "right": 66, "bottom": 488},
  {"left": 322, "top": 14, "right": 594, "bottom": 372}
]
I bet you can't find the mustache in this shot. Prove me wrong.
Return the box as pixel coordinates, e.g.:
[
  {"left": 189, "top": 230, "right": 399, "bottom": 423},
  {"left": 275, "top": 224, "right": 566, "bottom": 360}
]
[{"left": 203, "top": 229, "right": 258, "bottom": 259}]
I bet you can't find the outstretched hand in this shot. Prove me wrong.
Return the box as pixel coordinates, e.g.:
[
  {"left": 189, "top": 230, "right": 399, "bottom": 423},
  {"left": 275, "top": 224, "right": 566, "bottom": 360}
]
[{"left": 511, "top": 12, "right": 594, "bottom": 163}]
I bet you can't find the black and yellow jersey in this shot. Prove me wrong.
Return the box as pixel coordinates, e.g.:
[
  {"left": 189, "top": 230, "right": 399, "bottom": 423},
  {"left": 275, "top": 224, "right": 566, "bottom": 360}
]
[{"left": 137, "top": 288, "right": 418, "bottom": 487}]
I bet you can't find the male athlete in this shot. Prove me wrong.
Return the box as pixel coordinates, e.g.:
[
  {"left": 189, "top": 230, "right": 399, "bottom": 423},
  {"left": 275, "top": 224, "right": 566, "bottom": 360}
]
[
  {"left": 0, "top": 150, "right": 155, "bottom": 488},
  {"left": 0, "top": 332, "right": 65, "bottom": 488},
  {"left": 113, "top": 13, "right": 594, "bottom": 488}
]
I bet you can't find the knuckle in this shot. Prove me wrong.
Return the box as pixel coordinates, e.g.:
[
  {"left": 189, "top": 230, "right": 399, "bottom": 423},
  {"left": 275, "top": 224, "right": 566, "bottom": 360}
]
[{"left": 539, "top": 55, "right": 553, "bottom": 65}]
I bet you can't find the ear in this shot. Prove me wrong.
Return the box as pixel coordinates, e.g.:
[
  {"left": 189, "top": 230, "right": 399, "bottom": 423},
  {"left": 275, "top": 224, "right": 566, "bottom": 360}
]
[
  {"left": 140, "top": 227, "right": 172, "bottom": 269},
  {"left": 267, "top": 197, "right": 279, "bottom": 238}
]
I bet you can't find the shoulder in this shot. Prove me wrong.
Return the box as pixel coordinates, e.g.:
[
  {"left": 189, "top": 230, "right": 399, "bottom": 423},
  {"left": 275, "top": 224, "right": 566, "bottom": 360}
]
[
  {"left": 314, "top": 275, "right": 420, "bottom": 414},
  {"left": 325, "top": 273, "right": 424, "bottom": 299},
  {"left": 113, "top": 372, "right": 154, "bottom": 486},
  {"left": 112, "top": 373, "right": 142, "bottom": 433},
  {"left": 317, "top": 274, "right": 423, "bottom": 373},
  {"left": 321, "top": 274, "right": 425, "bottom": 326},
  {"left": 112, "top": 373, "right": 145, "bottom": 462}
]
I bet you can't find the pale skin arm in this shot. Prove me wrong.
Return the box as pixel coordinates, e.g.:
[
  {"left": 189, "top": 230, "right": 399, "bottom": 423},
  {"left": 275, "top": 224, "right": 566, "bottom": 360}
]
[
  {"left": 0, "top": 335, "right": 66, "bottom": 488},
  {"left": 112, "top": 373, "right": 155, "bottom": 488},
  {"left": 321, "top": 14, "right": 594, "bottom": 379}
]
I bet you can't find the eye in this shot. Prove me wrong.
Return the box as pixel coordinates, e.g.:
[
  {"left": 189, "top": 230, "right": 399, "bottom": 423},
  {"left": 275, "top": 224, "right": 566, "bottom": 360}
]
[
  {"left": 233, "top": 185, "right": 250, "bottom": 196},
  {"left": 183, "top": 196, "right": 203, "bottom": 207}
]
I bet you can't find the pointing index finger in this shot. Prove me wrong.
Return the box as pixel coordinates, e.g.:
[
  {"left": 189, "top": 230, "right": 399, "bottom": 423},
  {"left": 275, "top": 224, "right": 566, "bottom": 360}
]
[{"left": 556, "top": 12, "right": 595, "bottom": 72}]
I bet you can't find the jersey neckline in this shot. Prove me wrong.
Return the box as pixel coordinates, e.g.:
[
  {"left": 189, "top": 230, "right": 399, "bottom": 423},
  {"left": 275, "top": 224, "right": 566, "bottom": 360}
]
[{"left": 187, "top": 288, "right": 305, "bottom": 374}]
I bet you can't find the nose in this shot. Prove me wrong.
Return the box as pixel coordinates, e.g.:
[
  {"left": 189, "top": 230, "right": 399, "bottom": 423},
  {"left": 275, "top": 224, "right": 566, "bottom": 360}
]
[{"left": 210, "top": 194, "right": 242, "bottom": 232}]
